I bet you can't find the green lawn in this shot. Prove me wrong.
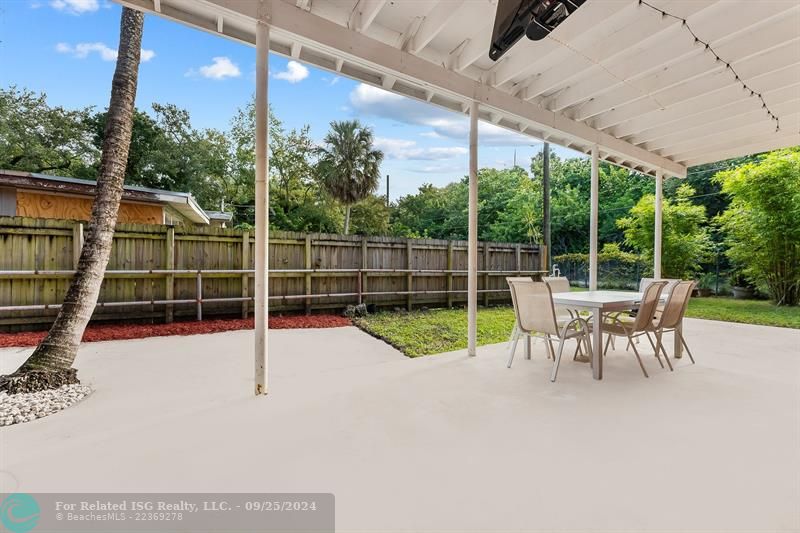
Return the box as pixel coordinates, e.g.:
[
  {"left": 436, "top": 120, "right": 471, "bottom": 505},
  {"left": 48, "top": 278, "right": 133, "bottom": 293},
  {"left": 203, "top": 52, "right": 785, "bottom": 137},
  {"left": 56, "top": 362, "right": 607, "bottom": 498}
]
[
  {"left": 355, "top": 297, "right": 799, "bottom": 357},
  {"left": 686, "top": 297, "right": 800, "bottom": 329}
]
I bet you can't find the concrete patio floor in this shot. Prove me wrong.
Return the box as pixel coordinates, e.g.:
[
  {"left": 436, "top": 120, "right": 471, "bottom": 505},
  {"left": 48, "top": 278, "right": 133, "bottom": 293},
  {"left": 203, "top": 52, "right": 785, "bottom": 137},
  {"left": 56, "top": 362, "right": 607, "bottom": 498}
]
[{"left": 1, "top": 318, "right": 798, "bottom": 531}]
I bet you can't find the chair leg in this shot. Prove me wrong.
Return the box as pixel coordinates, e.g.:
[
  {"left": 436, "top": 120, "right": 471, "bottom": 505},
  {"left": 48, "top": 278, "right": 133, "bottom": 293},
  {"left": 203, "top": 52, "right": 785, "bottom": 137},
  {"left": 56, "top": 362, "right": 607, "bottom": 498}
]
[
  {"left": 603, "top": 334, "right": 612, "bottom": 356},
  {"left": 525, "top": 335, "right": 532, "bottom": 360},
  {"left": 572, "top": 340, "right": 581, "bottom": 361},
  {"left": 628, "top": 335, "right": 649, "bottom": 378},
  {"left": 507, "top": 324, "right": 518, "bottom": 348},
  {"left": 507, "top": 332, "right": 520, "bottom": 368},
  {"left": 583, "top": 328, "right": 593, "bottom": 361},
  {"left": 678, "top": 331, "right": 696, "bottom": 364},
  {"left": 645, "top": 332, "right": 665, "bottom": 369},
  {"left": 546, "top": 337, "right": 556, "bottom": 360},
  {"left": 550, "top": 338, "right": 567, "bottom": 382},
  {"left": 625, "top": 338, "right": 632, "bottom": 351},
  {"left": 655, "top": 331, "right": 673, "bottom": 371}
]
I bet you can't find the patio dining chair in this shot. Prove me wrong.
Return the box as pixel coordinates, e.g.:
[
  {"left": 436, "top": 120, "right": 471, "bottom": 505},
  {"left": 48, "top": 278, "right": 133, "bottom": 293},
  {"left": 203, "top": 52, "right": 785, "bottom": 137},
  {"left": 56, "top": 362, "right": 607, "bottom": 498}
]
[
  {"left": 617, "top": 277, "right": 680, "bottom": 350},
  {"left": 649, "top": 280, "right": 697, "bottom": 371},
  {"left": 543, "top": 276, "right": 597, "bottom": 356},
  {"left": 507, "top": 279, "right": 592, "bottom": 382},
  {"left": 601, "top": 281, "right": 667, "bottom": 378}
]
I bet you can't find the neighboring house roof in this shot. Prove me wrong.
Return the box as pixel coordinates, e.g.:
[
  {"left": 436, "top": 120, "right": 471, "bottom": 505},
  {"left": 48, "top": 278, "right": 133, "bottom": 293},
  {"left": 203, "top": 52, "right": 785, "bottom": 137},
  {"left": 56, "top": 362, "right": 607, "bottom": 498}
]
[
  {"left": 205, "top": 210, "right": 233, "bottom": 222},
  {"left": 0, "top": 170, "right": 209, "bottom": 224}
]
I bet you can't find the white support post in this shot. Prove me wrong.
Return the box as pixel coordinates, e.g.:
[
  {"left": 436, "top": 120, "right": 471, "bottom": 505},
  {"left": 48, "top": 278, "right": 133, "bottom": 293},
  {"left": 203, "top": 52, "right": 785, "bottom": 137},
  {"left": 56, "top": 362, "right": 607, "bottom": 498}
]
[
  {"left": 589, "top": 145, "right": 599, "bottom": 291},
  {"left": 254, "top": 19, "right": 269, "bottom": 395},
  {"left": 654, "top": 170, "right": 663, "bottom": 279},
  {"left": 467, "top": 100, "right": 479, "bottom": 357}
]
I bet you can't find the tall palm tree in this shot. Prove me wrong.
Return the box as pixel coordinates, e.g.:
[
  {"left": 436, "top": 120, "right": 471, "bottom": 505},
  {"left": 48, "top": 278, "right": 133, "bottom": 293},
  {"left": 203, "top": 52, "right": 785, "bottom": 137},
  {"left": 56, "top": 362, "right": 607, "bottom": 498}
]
[
  {"left": 316, "top": 120, "right": 383, "bottom": 234},
  {"left": 1, "top": 8, "right": 145, "bottom": 393}
]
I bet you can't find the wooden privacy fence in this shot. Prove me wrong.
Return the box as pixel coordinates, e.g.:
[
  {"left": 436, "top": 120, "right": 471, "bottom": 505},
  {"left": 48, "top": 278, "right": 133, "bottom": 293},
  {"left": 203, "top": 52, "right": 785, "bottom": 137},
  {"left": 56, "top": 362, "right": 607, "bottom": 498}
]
[{"left": 0, "top": 216, "right": 545, "bottom": 330}]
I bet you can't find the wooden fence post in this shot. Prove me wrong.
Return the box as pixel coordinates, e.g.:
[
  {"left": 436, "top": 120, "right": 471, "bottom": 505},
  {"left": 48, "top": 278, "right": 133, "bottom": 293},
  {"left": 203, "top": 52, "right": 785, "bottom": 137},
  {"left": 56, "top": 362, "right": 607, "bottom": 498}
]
[
  {"left": 446, "top": 241, "right": 454, "bottom": 308},
  {"left": 540, "top": 244, "right": 548, "bottom": 272},
  {"left": 241, "top": 231, "right": 250, "bottom": 318},
  {"left": 483, "top": 242, "right": 490, "bottom": 307},
  {"left": 406, "top": 241, "right": 413, "bottom": 311},
  {"left": 72, "top": 222, "right": 84, "bottom": 268},
  {"left": 515, "top": 243, "right": 521, "bottom": 274},
  {"left": 165, "top": 226, "right": 175, "bottom": 323},
  {"left": 196, "top": 271, "right": 202, "bottom": 320},
  {"left": 304, "top": 234, "right": 312, "bottom": 314},
  {"left": 361, "top": 236, "right": 368, "bottom": 307}
]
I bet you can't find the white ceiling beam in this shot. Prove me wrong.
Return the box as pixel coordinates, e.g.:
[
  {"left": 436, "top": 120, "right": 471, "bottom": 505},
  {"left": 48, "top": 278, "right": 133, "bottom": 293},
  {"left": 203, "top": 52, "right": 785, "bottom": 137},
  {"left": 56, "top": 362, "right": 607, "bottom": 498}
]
[
  {"left": 643, "top": 101, "right": 800, "bottom": 153},
  {"left": 549, "top": 2, "right": 797, "bottom": 113},
  {"left": 381, "top": 74, "right": 396, "bottom": 90},
  {"left": 451, "top": 23, "right": 494, "bottom": 71},
  {"left": 348, "top": 0, "right": 386, "bottom": 33},
  {"left": 216, "top": 14, "right": 223, "bottom": 33},
  {"left": 669, "top": 122, "right": 799, "bottom": 162},
  {"left": 607, "top": 66, "right": 800, "bottom": 138},
  {"left": 295, "top": 0, "right": 311, "bottom": 11},
  {"left": 575, "top": 33, "right": 800, "bottom": 123},
  {"left": 153, "top": 0, "right": 160, "bottom": 12},
  {"left": 684, "top": 133, "right": 800, "bottom": 167},
  {"left": 633, "top": 85, "right": 800, "bottom": 146},
  {"left": 561, "top": 5, "right": 800, "bottom": 117},
  {"left": 290, "top": 42, "right": 301, "bottom": 58},
  {"left": 409, "top": 0, "right": 463, "bottom": 54},
  {"left": 660, "top": 111, "right": 799, "bottom": 158}
]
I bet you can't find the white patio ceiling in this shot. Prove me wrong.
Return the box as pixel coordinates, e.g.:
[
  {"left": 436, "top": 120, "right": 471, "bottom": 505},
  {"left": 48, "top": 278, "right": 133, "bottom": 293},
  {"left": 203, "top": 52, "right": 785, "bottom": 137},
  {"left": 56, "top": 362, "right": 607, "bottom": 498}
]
[{"left": 119, "top": 0, "right": 800, "bottom": 178}]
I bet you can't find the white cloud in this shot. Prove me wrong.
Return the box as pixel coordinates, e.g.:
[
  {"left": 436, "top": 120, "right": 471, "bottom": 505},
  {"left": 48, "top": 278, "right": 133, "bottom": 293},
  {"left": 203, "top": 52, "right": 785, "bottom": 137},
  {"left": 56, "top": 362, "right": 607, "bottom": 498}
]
[
  {"left": 187, "top": 57, "right": 241, "bottom": 80},
  {"left": 375, "top": 137, "right": 467, "bottom": 161},
  {"left": 50, "top": 0, "right": 99, "bottom": 13},
  {"left": 350, "top": 83, "right": 534, "bottom": 146},
  {"left": 55, "top": 42, "right": 155, "bottom": 62},
  {"left": 273, "top": 61, "right": 309, "bottom": 83}
]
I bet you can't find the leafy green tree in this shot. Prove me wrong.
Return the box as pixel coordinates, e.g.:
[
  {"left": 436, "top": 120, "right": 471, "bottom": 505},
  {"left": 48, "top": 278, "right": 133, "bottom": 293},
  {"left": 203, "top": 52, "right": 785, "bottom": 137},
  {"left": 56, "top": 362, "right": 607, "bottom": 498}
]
[
  {"left": 228, "top": 99, "right": 340, "bottom": 231},
  {"left": 617, "top": 184, "right": 713, "bottom": 279},
  {"left": 714, "top": 148, "right": 800, "bottom": 305},
  {"left": 316, "top": 120, "right": 383, "bottom": 234},
  {"left": 349, "top": 195, "right": 391, "bottom": 236},
  {"left": 0, "top": 86, "right": 97, "bottom": 177}
]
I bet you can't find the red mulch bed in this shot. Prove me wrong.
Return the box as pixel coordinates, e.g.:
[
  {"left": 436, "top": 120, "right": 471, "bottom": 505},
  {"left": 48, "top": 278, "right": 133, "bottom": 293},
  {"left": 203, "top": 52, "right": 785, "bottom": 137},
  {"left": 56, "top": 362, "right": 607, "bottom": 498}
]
[{"left": 0, "top": 315, "right": 352, "bottom": 348}]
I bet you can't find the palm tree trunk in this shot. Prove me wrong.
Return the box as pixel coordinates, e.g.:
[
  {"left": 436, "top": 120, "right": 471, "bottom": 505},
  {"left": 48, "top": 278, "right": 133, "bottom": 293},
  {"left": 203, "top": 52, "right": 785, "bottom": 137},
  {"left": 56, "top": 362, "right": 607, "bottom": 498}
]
[
  {"left": 344, "top": 205, "right": 351, "bottom": 235},
  {"left": 11, "top": 8, "right": 144, "bottom": 386}
]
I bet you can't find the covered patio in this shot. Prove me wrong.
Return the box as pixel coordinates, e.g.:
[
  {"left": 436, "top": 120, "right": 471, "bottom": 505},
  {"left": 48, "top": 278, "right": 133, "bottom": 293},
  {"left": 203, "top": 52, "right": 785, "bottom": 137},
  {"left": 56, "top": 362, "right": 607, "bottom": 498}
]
[
  {"left": 2, "top": 320, "right": 798, "bottom": 529},
  {"left": 116, "top": 0, "right": 800, "bottom": 393}
]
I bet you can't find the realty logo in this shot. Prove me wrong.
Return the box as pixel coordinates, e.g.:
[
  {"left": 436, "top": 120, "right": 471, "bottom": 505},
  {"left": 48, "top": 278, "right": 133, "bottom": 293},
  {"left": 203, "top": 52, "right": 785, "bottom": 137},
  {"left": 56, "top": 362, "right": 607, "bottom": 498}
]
[{"left": 0, "top": 494, "right": 39, "bottom": 533}]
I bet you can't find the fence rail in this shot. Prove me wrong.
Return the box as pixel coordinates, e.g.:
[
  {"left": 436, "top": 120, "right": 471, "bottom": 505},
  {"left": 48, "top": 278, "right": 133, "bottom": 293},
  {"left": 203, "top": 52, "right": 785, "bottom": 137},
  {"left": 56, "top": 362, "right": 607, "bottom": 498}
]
[{"left": 0, "top": 216, "right": 544, "bottom": 330}]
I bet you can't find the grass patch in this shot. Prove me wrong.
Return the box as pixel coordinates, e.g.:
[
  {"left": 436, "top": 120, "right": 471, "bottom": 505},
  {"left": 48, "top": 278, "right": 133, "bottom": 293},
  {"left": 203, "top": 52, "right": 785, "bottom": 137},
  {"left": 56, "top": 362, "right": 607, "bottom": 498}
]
[
  {"left": 355, "top": 307, "right": 515, "bottom": 357},
  {"left": 686, "top": 297, "right": 800, "bottom": 329},
  {"left": 356, "top": 296, "right": 799, "bottom": 357}
]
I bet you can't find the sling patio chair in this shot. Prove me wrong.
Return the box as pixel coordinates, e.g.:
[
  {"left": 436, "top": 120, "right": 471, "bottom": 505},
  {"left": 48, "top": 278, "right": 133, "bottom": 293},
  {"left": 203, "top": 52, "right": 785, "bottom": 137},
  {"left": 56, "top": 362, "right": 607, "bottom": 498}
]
[
  {"left": 601, "top": 281, "right": 667, "bottom": 378},
  {"left": 542, "top": 276, "right": 598, "bottom": 356},
  {"left": 506, "top": 278, "right": 593, "bottom": 382},
  {"left": 649, "top": 280, "right": 697, "bottom": 371}
]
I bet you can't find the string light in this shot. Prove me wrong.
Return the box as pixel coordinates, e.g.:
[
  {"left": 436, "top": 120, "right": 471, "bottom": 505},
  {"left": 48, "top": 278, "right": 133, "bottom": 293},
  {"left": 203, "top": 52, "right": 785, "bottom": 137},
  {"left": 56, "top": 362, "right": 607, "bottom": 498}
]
[{"left": 638, "top": 0, "right": 781, "bottom": 133}]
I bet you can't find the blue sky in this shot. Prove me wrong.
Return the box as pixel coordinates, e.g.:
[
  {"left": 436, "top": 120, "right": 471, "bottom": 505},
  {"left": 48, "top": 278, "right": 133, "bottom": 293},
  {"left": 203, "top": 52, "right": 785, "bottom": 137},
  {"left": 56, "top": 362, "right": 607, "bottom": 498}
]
[{"left": 0, "top": 0, "right": 583, "bottom": 199}]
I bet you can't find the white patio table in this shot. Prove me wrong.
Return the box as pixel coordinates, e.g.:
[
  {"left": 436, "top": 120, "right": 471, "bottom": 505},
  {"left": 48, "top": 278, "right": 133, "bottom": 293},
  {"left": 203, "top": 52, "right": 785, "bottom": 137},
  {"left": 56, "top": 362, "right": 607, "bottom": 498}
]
[{"left": 550, "top": 290, "right": 679, "bottom": 380}]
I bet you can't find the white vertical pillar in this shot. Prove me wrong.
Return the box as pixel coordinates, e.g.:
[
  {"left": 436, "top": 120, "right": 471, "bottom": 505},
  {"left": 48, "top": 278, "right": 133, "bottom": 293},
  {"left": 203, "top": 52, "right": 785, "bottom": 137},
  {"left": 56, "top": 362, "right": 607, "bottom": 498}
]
[
  {"left": 654, "top": 170, "right": 663, "bottom": 279},
  {"left": 467, "top": 100, "right": 478, "bottom": 357},
  {"left": 589, "top": 145, "right": 599, "bottom": 291},
  {"left": 254, "top": 21, "right": 269, "bottom": 395}
]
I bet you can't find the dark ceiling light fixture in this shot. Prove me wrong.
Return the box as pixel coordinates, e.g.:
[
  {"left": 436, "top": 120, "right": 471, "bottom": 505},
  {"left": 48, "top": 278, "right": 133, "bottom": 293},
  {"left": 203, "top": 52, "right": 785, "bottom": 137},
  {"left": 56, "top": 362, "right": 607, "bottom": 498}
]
[{"left": 489, "top": 0, "right": 586, "bottom": 62}]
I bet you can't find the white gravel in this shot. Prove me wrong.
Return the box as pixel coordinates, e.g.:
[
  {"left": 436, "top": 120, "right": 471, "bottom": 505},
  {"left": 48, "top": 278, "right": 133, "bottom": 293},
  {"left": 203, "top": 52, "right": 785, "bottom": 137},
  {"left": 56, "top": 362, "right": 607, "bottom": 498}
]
[{"left": 0, "top": 384, "right": 92, "bottom": 427}]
